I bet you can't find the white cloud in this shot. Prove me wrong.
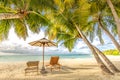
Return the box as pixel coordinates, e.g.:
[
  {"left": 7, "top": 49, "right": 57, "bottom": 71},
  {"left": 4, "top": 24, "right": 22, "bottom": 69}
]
[
  {"left": 3, "top": 27, "right": 45, "bottom": 45},
  {"left": 75, "top": 41, "right": 87, "bottom": 49},
  {"left": 0, "top": 27, "right": 116, "bottom": 55}
]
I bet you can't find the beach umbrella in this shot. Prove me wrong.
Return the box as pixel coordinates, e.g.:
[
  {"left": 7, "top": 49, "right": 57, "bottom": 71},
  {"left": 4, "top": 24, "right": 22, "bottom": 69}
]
[{"left": 29, "top": 38, "right": 57, "bottom": 73}]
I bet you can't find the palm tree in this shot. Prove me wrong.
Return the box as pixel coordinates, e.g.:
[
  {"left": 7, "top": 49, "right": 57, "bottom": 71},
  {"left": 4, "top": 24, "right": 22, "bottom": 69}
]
[
  {"left": 87, "top": 0, "right": 120, "bottom": 71},
  {"left": 106, "top": 0, "right": 120, "bottom": 42},
  {"left": 84, "top": 0, "right": 120, "bottom": 73},
  {"left": 45, "top": 0, "right": 115, "bottom": 74},
  {"left": 74, "top": 24, "right": 114, "bottom": 75},
  {"left": 88, "top": 0, "right": 120, "bottom": 52},
  {"left": 98, "top": 14, "right": 120, "bottom": 52},
  {"left": 0, "top": 0, "right": 55, "bottom": 40},
  {"left": 93, "top": 46, "right": 120, "bottom": 73}
]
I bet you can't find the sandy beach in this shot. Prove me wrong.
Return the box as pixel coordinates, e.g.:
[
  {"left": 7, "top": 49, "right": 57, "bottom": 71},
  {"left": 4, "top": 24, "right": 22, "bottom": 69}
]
[{"left": 0, "top": 56, "right": 120, "bottom": 80}]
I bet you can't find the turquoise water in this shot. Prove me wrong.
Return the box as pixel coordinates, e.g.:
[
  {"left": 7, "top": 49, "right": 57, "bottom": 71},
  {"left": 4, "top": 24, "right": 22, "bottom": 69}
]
[
  {"left": 0, "top": 43, "right": 115, "bottom": 62},
  {"left": 0, "top": 54, "right": 93, "bottom": 62}
]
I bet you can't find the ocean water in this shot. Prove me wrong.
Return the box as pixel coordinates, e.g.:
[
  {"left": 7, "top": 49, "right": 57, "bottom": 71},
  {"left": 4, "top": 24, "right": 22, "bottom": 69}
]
[{"left": 0, "top": 54, "right": 93, "bottom": 62}]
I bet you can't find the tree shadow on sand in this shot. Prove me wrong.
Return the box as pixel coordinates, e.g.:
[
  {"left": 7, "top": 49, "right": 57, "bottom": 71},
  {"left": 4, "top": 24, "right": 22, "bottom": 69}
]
[
  {"left": 61, "top": 64, "right": 98, "bottom": 71},
  {"left": 41, "top": 64, "right": 99, "bottom": 75}
]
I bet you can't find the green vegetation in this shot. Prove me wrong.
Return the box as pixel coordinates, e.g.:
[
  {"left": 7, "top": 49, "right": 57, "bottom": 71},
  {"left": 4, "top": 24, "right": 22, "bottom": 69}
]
[{"left": 103, "top": 49, "right": 120, "bottom": 55}]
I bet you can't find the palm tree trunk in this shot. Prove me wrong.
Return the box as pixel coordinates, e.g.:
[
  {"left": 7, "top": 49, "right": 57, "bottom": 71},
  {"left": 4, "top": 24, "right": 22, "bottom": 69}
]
[
  {"left": 74, "top": 24, "right": 114, "bottom": 75},
  {"left": 98, "top": 16, "right": 120, "bottom": 52},
  {"left": 0, "top": 13, "right": 25, "bottom": 20},
  {"left": 93, "top": 46, "right": 120, "bottom": 73},
  {"left": 106, "top": 0, "right": 120, "bottom": 42}
]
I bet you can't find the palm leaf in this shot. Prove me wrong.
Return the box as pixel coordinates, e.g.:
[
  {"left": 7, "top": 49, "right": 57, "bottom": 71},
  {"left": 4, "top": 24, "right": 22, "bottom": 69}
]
[
  {"left": 13, "top": 19, "right": 28, "bottom": 40},
  {"left": 26, "top": 12, "right": 50, "bottom": 33},
  {"left": 0, "top": 20, "right": 11, "bottom": 41}
]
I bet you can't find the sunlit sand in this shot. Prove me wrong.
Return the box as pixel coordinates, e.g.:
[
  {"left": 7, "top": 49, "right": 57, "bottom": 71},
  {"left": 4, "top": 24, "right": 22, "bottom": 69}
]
[{"left": 0, "top": 56, "right": 120, "bottom": 80}]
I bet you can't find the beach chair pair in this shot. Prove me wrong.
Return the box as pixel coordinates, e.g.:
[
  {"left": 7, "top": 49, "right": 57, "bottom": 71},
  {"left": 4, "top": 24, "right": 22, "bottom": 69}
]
[{"left": 25, "top": 56, "right": 61, "bottom": 75}]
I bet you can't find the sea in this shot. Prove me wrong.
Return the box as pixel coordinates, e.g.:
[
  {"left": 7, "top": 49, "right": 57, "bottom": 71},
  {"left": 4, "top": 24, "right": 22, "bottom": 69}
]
[
  {"left": 0, "top": 43, "right": 116, "bottom": 62},
  {"left": 0, "top": 54, "right": 93, "bottom": 62}
]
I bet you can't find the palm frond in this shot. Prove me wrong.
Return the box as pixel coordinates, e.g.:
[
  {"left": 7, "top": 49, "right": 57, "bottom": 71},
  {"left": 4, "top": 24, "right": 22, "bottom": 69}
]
[
  {"left": 0, "top": 20, "right": 11, "bottom": 41},
  {"left": 56, "top": 31, "right": 77, "bottom": 51},
  {"left": 13, "top": 19, "right": 28, "bottom": 40},
  {"left": 26, "top": 12, "right": 50, "bottom": 33}
]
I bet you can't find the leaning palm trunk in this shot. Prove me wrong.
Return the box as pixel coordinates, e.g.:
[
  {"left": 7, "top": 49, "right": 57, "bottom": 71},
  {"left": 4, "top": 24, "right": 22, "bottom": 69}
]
[
  {"left": 93, "top": 46, "right": 120, "bottom": 73},
  {"left": 74, "top": 24, "right": 114, "bottom": 75},
  {"left": 0, "top": 13, "right": 25, "bottom": 20},
  {"left": 106, "top": 0, "right": 120, "bottom": 42},
  {"left": 98, "top": 16, "right": 120, "bottom": 52}
]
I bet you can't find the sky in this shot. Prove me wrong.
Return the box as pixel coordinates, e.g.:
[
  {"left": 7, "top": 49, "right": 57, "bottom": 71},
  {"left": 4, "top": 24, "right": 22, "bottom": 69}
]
[
  {"left": 1, "top": 27, "right": 45, "bottom": 46},
  {"left": 0, "top": 27, "right": 116, "bottom": 55}
]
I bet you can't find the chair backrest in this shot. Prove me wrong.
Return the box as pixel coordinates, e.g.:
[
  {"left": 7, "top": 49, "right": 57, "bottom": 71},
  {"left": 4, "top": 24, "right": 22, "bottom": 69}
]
[
  {"left": 27, "top": 61, "right": 39, "bottom": 67},
  {"left": 50, "top": 56, "right": 59, "bottom": 65}
]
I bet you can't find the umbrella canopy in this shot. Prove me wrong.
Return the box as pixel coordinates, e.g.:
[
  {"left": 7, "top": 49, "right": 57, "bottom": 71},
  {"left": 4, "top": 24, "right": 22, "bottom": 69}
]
[
  {"left": 29, "top": 38, "right": 56, "bottom": 47},
  {"left": 29, "top": 38, "right": 57, "bottom": 72}
]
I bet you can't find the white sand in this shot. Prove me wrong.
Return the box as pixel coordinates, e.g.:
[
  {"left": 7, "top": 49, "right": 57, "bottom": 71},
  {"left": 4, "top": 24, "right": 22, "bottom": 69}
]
[{"left": 0, "top": 56, "right": 120, "bottom": 80}]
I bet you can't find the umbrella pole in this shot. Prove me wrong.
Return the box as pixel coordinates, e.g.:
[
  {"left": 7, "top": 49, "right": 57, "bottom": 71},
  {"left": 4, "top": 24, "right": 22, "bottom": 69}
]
[
  {"left": 41, "top": 43, "right": 47, "bottom": 73},
  {"left": 42, "top": 43, "right": 45, "bottom": 71}
]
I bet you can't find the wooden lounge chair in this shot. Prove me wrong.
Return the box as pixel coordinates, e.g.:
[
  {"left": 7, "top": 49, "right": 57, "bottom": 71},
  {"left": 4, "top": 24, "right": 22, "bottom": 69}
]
[
  {"left": 25, "top": 61, "right": 39, "bottom": 75},
  {"left": 46, "top": 56, "right": 61, "bottom": 71}
]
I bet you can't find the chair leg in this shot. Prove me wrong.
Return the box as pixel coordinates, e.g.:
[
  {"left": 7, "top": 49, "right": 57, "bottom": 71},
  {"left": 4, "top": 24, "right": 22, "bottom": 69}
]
[
  {"left": 25, "top": 71, "right": 27, "bottom": 76},
  {"left": 58, "top": 66, "right": 60, "bottom": 71},
  {"left": 37, "top": 70, "right": 39, "bottom": 75},
  {"left": 51, "top": 67, "right": 53, "bottom": 72},
  {"left": 25, "top": 72, "right": 28, "bottom": 76}
]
